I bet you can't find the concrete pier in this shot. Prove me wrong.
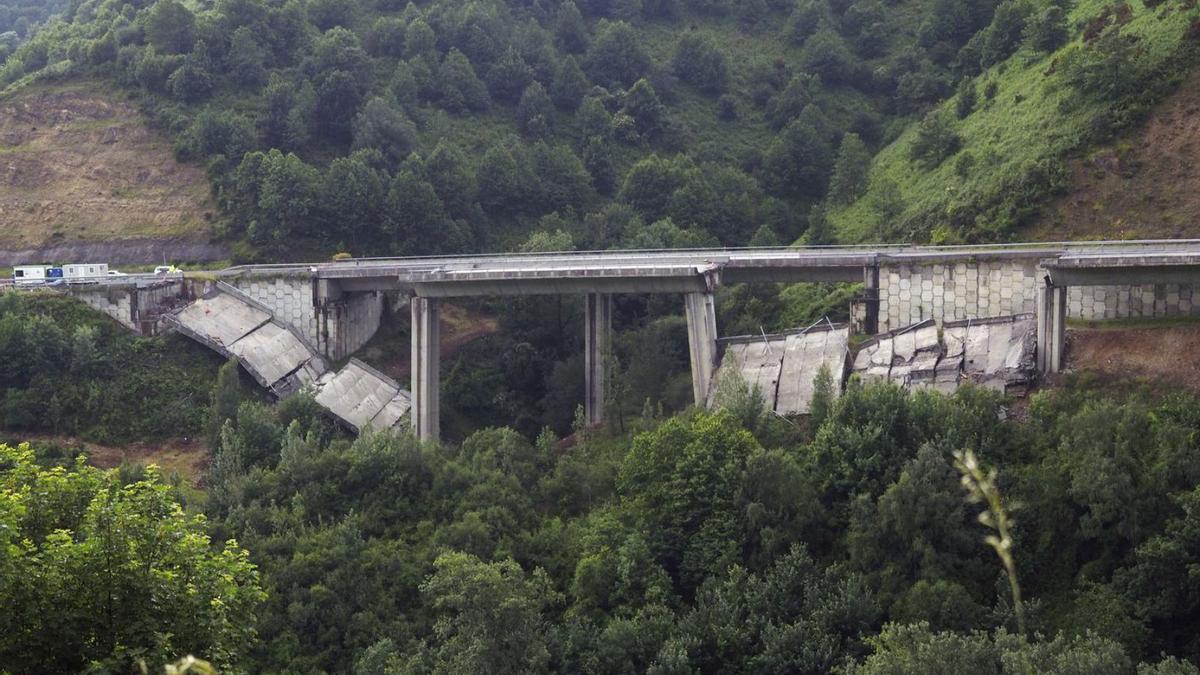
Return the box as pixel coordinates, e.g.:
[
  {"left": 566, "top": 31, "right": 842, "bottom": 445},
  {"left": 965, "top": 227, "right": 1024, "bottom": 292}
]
[
  {"left": 411, "top": 296, "right": 440, "bottom": 441},
  {"left": 862, "top": 265, "right": 880, "bottom": 335},
  {"left": 685, "top": 292, "right": 718, "bottom": 406},
  {"left": 1037, "top": 283, "right": 1067, "bottom": 373},
  {"left": 584, "top": 293, "right": 613, "bottom": 426}
]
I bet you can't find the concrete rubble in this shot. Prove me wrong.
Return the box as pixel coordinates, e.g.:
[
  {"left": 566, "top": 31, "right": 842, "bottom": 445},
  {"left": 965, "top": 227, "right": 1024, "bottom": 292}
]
[
  {"left": 709, "top": 324, "right": 850, "bottom": 415},
  {"left": 852, "top": 314, "right": 1037, "bottom": 395}
]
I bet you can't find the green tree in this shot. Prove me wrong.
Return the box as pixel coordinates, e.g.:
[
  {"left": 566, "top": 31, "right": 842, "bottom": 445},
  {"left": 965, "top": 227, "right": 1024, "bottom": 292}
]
[
  {"left": 426, "top": 141, "right": 475, "bottom": 218},
  {"left": 583, "top": 136, "right": 617, "bottom": 196},
  {"left": 142, "top": 0, "right": 195, "bottom": 54},
  {"left": 621, "top": 77, "right": 667, "bottom": 139},
  {"left": 207, "top": 359, "right": 242, "bottom": 448},
  {"left": 827, "top": 132, "right": 871, "bottom": 205},
  {"left": 979, "top": 0, "right": 1033, "bottom": 67},
  {"left": 316, "top": 69, "right": 365, "bottom": 143},
  {"left": 386, "top": 167, "right": 449, "bottom": 254},
  {"left": 439, "top": 48, "right": 490, "bottom": 112},
  {"left": 799, "top": 22, "right": 858, "bottom": 85},
  {"left": 226, "top": 25, "right": 266, "bottom": 86},
  {"left": 1024, "top": 5, "right": 1068, "bottom": 53},
  {"left": 845, "top": 622, "right": 1134, "bottom": 674},
  {"left": 517, "top": 81, "right": 554, "bottom": 138},
  {"left": 404, "top": 18, "right": 436, "bottom": 58},
  {"left": 760, "top": 117, "right": 834, "bottom": 199},
  {"left": 321, "top": 152, "right": 388, "bottom": 249},
  {"left": 351, "top": 97, "right": 417, "bottom": 165},
  {"left": 767, "top": 73, "right": 818, "bottom": 129},
  {"left": 167, "top": 41, "right": 213, "bottom": 102},
  {"left": 618, "top": 411, "right": 761, "bottom": 591},
  {"left": 407, "top": 552, "right": 559, "bottom": 675},
  {"left": 476, "top": 143, "right": 531, "bottom": 216},
  {"left": 550, "top": 55, "right": 590, "bottom": 111},
  {"left": 620, "top": 154, "right": 690, "bottom": 220},
  {"left": 585, "top": 20, "right": 650, "bottom": 87},
  {"left": 910, "top": 109, "right": 961, "bottom": 169},
  {"left": 672, "top": 32, "right": 729, "bottom": 95},
  {"left": 956, "top": 77, "right": 977, "bottom": 119},
  {"left": 555, "top": 0, "right": 590, "bottom": 53},
  {"left": 487, "top": 47, "right": 534, "bottom": 104},
  {"left": 0, "top": 443, "right": 265, "bottom": 673}
]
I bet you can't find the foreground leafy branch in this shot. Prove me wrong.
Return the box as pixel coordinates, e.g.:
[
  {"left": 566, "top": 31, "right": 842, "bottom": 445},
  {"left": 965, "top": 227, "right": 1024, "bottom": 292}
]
[{"left": 953, "top": 449, "right": 1025, "bottom": 637}]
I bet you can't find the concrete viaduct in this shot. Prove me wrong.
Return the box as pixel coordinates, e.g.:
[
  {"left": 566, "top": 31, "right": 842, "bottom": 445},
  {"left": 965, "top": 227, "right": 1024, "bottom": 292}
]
[{"left": 56, "top": 240, "right": 1200, "bottom": 441}]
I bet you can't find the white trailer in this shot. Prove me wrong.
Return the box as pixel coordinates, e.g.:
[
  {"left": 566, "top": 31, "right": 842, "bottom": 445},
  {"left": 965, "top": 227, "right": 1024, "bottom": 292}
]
[
  {"left": 63, "top": 263, "right": 109, "bottom": 283},
  {"left": 12, "top": 266, "right": 51, "bottom": 286}
]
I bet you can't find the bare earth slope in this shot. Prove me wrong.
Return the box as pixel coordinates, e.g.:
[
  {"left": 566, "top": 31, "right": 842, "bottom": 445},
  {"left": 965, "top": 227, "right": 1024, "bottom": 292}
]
[
  {"left": 1065, "top": 323, "right": 1200, "bottom": 390},
  {"left": 0, "top": 81, "right": 227, "bottom": 264},
  {"left": 1025, "top": 71, "right": 1200, "bottom": 241}
]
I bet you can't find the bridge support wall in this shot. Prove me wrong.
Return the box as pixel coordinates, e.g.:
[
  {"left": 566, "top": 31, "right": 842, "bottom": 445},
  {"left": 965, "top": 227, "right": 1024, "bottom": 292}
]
[
  {"left": 317, "top": 290, "right": 384, "bottom": 361},
  {"left": 411, "top": 297, "right": 440, "bottom": 442},
  {"left": 685, "top": 292, "right": 718, "bottom": 406},
  {"left": 228, "top": 276, "right": 319, "bottom": 348},
  {"left": 878, "top": 259, "right": 1200, "bottom": 331},
  {"left": 584, "top": 293, "right": 613, "bottom": 426}
]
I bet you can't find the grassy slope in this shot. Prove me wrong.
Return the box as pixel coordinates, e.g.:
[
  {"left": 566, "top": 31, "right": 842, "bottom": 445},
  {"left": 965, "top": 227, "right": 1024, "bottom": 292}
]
[{"left": 830, "top": 0, "right": 1200, "bottom": 243}]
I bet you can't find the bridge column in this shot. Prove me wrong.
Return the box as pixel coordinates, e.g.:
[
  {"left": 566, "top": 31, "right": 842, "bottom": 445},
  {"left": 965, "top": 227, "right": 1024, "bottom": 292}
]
[
  {"left": 863, "top": 264, "right": 880, "bottom": 335},
  {"left": 685, "top": 292, "right": 718, "bottom": 406},
  {"left": 1037, "top": 283, "right": 1067, "bottom": 374},
  {"left": 584, "top": 293, "right": 613, "bottom": 426},
  {"left": 411, "top": 296, "right": 440, "bottom": 441}
]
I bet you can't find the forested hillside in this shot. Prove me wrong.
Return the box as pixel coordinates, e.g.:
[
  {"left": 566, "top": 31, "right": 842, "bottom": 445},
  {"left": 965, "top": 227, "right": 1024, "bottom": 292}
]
[{"left": 0, "top": 0, "right": 1116, "bottom": 259}]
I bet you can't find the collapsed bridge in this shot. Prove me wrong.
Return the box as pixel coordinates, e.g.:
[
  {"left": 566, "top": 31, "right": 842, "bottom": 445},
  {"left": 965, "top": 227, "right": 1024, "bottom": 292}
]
[{"left": 39, "top": 239, "right": 1200, "bottom": 440}]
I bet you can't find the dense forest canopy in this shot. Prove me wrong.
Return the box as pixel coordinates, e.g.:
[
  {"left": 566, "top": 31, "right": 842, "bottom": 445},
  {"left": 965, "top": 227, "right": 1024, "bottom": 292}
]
[{"left": 8, "top": 374, "right": 1200, "bottom": 672}]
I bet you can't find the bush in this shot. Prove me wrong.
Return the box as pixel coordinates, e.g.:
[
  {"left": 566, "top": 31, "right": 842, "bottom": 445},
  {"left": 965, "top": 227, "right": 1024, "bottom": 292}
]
[
  {"left": 671, "top": 32, "right": 729, "bottom": 94},
  {"left": 909, "top": 109, "right": 961, "bottom": 168}
]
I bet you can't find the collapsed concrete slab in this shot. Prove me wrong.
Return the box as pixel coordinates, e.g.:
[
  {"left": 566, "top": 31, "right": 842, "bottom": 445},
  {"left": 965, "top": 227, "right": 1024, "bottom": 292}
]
[
  {"left": 165, "top": 286, "right": 413, "bottom": 434},
  {"left": 944, "top": 314, "right": 1037, "bottom": 393},
  {"left": 710, "top": 324, "right": 850, "bottom": 415},
  {"left": 777, "top": 327, "right": 851, "bottom": 415},
  {"left": 315, "top": 358, "right": 412, "bottom": 433},
  {"left": 173, "top": 292, "right": 271, "bottom": 350},
  {"left": 852, "top": 314, "right": 1037, "bottom": 395}
]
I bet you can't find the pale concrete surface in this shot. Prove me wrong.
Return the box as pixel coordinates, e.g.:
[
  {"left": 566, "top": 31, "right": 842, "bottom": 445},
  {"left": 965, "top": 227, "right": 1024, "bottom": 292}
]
[
  {"left": 855, "top": 315, "right": 1037, "bottom": 394},
  {"left": 711, "top": 325, "right": 849, "bottom": 415},
  {"left": 175, "top": 292, "right": 271, "bottom": 348},
  {"left": 776, "top": 327, "right": 850, "bottom": 415},
  {"left": 315, "top": 358, "right": 411, "bottom": 433}
]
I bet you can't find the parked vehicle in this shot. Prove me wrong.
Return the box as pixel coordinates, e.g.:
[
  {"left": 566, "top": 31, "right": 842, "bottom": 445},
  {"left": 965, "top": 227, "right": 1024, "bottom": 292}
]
[
  {"left": 63, "top": 263, "right": 109, "bottom": 284},
  {"left": 12, "top": 265, "right": 63, "bottom": 286}
]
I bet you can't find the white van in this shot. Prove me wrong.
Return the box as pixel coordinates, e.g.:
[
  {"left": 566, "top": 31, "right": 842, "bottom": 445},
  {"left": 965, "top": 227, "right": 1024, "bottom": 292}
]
[{"left": 63, "top": 263, "right": 109, "bottom": 283}]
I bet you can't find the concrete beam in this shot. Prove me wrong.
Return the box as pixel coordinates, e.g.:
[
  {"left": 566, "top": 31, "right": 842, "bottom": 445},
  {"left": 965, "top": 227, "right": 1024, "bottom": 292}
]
[
  {"left": 584, "top": 293, "right": 613, "bottom": 426},
  {"left": 411, "top": 297, "right": 440, "bottom": 441},
  {"left": 685, "top": 292, "right": 718, "bottom": 406},
  {"left": 1045, "top": 265, "right": 1200, "bottom": 287},
  {"left": 410, "top": 276, "right": 710, "bottom": 297},
  {"left": 721, "top": 266, "right": 865, "bottom": 284}
]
